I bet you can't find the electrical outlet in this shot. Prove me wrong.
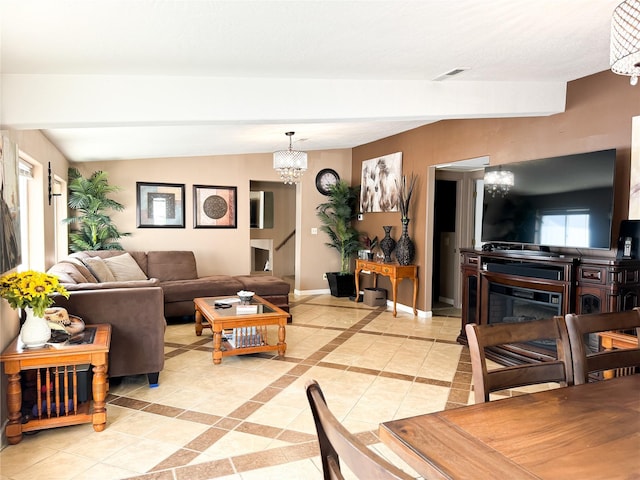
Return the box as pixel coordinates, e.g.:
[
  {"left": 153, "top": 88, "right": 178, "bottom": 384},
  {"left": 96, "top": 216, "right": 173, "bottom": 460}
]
[{"left": 323, "top": 273, "right": 327, "bottom": 280}]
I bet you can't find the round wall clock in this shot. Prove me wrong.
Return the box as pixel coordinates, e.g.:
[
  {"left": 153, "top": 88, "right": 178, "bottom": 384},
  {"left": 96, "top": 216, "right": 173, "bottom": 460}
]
[{"left": 315, "top": 168, "right": 340, "bottom": 195}]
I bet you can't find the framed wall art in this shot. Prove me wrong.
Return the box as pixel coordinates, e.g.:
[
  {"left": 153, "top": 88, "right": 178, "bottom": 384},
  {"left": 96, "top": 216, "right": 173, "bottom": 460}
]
[
  {"left": 136, "top": 182, "right": 185, "bottom": 228},
  {"left": 194, "top": 185, "right": 237, "bottom": 228},
  {"left": 1, "top": 135, "right": 22, "bottom": 274},
  {"left": 360, "top": 151, "right": 403, "bottom": 213}
]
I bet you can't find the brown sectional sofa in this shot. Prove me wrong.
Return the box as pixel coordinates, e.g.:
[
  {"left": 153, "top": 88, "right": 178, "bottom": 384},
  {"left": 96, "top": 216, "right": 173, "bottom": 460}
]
[{"left": 48, "top": 250, "right": 291, "bottom": 386}]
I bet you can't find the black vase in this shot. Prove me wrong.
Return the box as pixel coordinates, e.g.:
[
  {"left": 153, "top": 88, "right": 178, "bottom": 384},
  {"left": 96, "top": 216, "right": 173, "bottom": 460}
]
[
  {"left": 395, "top": 218, "right": 415, "bottom": 265},
  {"left": 379, "top": 226, "right": 396, "bottom": 263}
]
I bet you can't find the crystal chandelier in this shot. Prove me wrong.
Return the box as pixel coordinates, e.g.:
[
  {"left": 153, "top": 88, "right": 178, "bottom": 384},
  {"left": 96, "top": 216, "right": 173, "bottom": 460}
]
[
  {"left": 484, "top": 166, "right": 514, "bottom": 197},
  {"left": 611, "top": 0, "right": 640, "bottom": 86},
  {"left": 273, "top": 132, "right": 308, "bottom": 184}
]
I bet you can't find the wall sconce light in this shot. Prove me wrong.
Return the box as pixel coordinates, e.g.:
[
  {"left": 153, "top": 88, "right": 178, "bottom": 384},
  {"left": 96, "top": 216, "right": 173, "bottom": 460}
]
[{"left": 48, "top": 162, "right": 62, "bottom": 205}]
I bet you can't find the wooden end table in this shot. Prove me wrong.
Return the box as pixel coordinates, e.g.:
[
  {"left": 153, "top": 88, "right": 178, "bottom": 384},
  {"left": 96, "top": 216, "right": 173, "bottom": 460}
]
[
  {"left": 194, "top": 295, "right": 289, "bottom": 364},
  {"left": 355, "top": 259, "right": 418, "bottom": 316},
  {"left": 0, "top": 323, "right": 111, "bottom": 445}
]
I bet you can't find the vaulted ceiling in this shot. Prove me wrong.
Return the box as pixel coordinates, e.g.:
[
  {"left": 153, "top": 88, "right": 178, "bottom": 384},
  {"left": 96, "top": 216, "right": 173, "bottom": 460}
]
[{"left": 0, "top": 0, "right": 622, "bottom": 162}]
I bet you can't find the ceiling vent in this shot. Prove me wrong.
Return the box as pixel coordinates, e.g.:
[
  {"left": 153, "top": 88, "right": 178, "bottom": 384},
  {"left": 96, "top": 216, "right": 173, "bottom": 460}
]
[{"left": 433, "top": 67, "right": 470, "bottom": 81}]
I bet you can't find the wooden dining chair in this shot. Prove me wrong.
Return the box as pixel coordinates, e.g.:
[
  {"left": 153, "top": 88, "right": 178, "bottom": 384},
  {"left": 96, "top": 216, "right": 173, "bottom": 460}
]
[
  {"left": 305, "top": 379, "right": 414, "bottom": 480},
  {"left": 564, "top": 308, "right": 640, "bottom": 385},
  {"left": 465, "top": 317, "right": 573, "bottom": 403}
]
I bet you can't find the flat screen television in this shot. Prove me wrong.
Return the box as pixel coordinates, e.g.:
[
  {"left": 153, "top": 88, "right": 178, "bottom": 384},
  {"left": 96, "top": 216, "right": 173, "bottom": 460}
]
[{"left": 481, "top": 149, "right": 616, "bottom": 250}]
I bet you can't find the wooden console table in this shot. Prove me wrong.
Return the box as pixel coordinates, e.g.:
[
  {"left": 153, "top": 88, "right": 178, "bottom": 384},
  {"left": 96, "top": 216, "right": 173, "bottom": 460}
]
[
  {"left": 354, "top": 259, "right": 418, "bottom": 317},
  {"left": 0, "top": 323, "right": 111, "bottom": 445}
]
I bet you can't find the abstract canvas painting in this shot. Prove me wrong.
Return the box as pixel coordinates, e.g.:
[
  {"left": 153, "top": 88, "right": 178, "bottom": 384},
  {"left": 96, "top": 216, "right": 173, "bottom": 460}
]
[{"left": 360, "top": 152, "right": 402, "bottom": 213}]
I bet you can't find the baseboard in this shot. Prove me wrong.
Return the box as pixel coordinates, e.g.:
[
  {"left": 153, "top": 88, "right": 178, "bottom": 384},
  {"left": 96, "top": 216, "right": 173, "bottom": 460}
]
[
  {"left": 293, "top": 288, "right": 331, "bottom": 296},
  {"left": 386, "top": 300, "right": 430, "bottom": 318}
]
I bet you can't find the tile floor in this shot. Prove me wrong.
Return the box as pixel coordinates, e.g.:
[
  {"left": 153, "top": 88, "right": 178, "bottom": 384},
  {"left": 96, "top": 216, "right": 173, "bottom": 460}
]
[{"left": 0, "top": 294, "right": 547, "bottom": 480}]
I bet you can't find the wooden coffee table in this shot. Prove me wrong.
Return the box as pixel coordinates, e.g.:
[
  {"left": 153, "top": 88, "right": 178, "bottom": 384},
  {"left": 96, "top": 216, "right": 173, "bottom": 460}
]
[{"left": 194, "top": 295, "right": 289, "bottom": 364}]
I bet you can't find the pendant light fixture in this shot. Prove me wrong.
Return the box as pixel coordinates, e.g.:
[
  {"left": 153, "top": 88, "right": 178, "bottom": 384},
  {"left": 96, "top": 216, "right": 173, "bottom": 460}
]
[
  {"left": 273, "top": 132, "right": 308, "bottom": 184},
  {"left": 484, "top": 165, "right": 514, "bottom": 197},
  {"left": 611, "top": 0, "right": 640, "bottom": 86}
]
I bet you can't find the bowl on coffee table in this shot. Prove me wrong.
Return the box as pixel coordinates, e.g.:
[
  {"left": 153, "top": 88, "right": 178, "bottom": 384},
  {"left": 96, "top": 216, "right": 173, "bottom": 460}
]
[{"left": 237, "top": 290, "right": 255, "bottom": 304}]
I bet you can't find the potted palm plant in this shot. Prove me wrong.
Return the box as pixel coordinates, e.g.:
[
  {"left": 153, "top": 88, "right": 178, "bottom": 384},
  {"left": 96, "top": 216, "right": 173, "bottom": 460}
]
[
  {"left": 316, "top": 180, "right": 361, "bottom": 297},
  {"left": 63, "top": 168, "right": 130, "bottom": 252}
]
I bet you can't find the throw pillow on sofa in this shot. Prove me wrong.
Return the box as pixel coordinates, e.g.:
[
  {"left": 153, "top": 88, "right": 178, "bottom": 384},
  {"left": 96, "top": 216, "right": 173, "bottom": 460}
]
[
  {"left": 103, "top": 253, "right": 148, "bottom": 281},
  {"left": 83, "top": 257, "right": 117, "bottom": 282}
]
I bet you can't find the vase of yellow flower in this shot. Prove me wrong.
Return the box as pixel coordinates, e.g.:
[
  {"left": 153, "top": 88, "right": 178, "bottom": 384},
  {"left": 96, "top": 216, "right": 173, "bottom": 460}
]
[{"left": 0, "top": 270, "right": 69, "bottom": 348}]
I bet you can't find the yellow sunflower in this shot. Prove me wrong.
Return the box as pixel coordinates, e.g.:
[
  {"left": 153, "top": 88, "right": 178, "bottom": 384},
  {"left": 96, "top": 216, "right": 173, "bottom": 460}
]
[{"left": 0, "top": 270, "right": 69, "bottom": 317}]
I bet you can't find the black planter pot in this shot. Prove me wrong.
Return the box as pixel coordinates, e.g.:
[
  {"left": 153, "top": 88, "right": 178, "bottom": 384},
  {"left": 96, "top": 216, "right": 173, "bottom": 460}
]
[{"left": 326, "top": 272, "right": 356, "bottom": 297}]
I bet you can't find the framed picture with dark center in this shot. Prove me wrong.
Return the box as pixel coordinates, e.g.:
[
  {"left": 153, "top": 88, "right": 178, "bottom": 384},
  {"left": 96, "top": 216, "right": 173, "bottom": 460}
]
[
  {"left": 194, "top": 185, "right": 237, "bottom": 228},
  {"left": 137, "top": 182, "right": 185, "bottom": 228}
]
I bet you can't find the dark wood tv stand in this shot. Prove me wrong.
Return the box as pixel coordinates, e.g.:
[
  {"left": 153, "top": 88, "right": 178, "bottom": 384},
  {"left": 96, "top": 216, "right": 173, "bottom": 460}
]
[{"left": 459, "top": 248, "right": 640, "bottom": 364}]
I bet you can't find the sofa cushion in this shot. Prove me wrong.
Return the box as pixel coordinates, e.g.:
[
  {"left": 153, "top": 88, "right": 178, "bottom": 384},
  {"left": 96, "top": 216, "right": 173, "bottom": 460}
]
[
  {"left": 233, "top": 275, "right": 291, "bottom": 296},
  {"left": 83, "top": 257, "right": 117, "bottom": 282},
  {"left": 71, "top": 251, "right": 149, "bottom": 276},
  {"left": 147, "top": 251, "right": 198, "bottom": 281},
  {"left": 161, "top": 276, "right": 244, "bottom": 303},
  {"left": 63, "top": 257, "right": 99, "bottom": 282},
  {"left": 47, "top": 261, "right": 95, "bottom": 284},
  {"left": 103, "top": 253, "right": 148, "bottom": 281}
]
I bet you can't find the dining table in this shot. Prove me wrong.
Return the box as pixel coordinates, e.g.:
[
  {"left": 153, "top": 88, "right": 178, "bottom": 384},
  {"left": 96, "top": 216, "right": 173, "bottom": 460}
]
[{"left": 379, "top": 374, "right": 640, "bottom": 480}]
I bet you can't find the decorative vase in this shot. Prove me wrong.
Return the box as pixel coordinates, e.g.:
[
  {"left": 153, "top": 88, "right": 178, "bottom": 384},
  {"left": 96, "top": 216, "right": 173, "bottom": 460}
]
[
  {"left": 395, "top": 218, "right": 415, "bottom": 266},
  {"left": 379, "top": 226, "right": 396, "bottom": 263},
  {"left": 20, "top": 307, "right": 51, "bottom": 348}
]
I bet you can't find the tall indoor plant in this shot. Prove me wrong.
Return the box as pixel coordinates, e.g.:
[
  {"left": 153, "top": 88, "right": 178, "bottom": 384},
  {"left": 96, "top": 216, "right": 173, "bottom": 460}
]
[
  {"left": 316, "top": 180, "right": 361, "bottom": 297},
  {"left": 63, "top": 168, "right": 130, "bottom": 252}
]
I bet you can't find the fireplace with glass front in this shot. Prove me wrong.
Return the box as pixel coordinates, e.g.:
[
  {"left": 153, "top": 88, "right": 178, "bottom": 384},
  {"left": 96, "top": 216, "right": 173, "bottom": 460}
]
[
  {"left": 460, "top": 249, "right": 640, "bottom": 365},
  {"left": 484, "top": 278, "right": 565, "bottom": 364}
]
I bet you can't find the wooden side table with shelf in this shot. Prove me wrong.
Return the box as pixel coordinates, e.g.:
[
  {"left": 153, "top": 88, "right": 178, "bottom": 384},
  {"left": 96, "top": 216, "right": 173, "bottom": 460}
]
[
  {"left": 354, "top": 259, "right": 418, "bottom": 317},
  {"left": 0, "top": 323, "right": 111, "bottom": 445}
]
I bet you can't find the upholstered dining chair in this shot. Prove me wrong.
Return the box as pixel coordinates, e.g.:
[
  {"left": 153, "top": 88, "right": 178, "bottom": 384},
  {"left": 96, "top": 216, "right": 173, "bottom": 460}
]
[
  {"left": 305, "top": 379, "right": 414, "bottom": 480},
  {"left": 564, "top": 308, "right": 640, "bottom": 385},
  {"left": 465, "top": 317, "right": 573, "bottom": 403}
]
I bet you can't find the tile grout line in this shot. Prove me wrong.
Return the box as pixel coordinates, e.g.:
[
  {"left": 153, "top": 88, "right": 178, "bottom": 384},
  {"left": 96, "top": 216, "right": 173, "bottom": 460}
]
[{"left": 116, "top": 305, "right": 470, "bottom": 479}]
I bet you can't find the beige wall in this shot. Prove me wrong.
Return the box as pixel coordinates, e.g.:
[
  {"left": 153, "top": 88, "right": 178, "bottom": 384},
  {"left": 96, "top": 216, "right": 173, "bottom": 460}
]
[
  {"left": 352, "top": 70, "right": 640, "bottom": 313},
  {"left": 77, "top": 148, "right": 353, "bottom": 291}
]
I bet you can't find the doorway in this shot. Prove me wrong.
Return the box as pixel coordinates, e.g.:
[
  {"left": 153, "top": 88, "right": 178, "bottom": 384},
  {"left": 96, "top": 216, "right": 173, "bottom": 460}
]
[
  {"left": 427, "top": 157, "right": 487, "bottom": 312},
  {"left": 249, "top": 181, "right": 296, "bottom": 288}
]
